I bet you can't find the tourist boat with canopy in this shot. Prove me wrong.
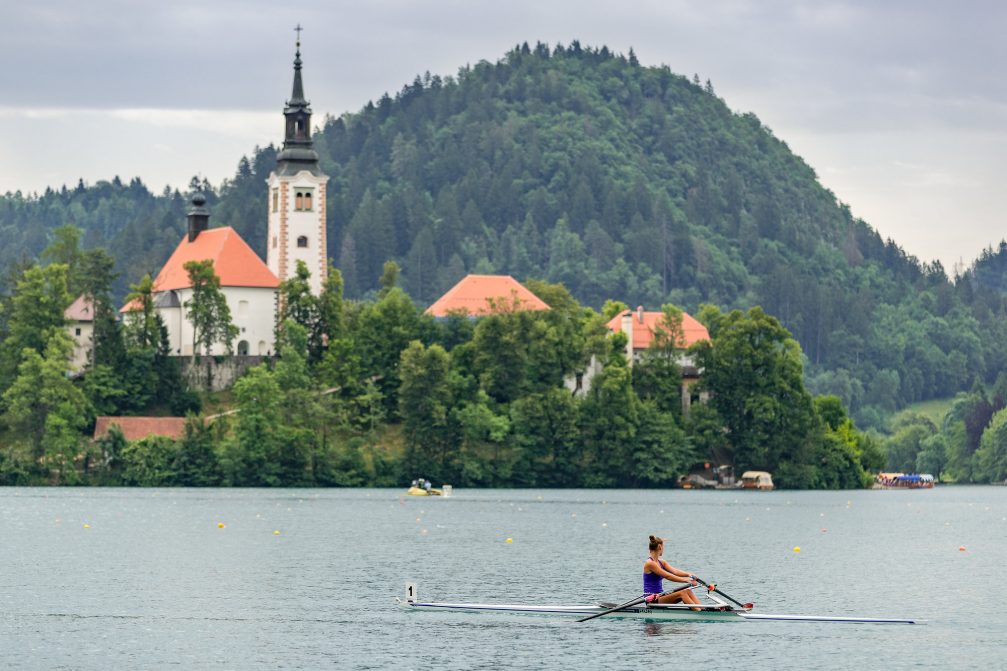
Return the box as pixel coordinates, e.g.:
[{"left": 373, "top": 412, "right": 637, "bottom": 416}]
[{"left": 874, "top": 473, "right": 935, "bottom": 489}]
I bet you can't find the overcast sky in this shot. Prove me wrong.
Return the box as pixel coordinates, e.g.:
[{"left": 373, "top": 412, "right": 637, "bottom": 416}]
[{"left": 1, "top": 0, "right": 1004, "bottom": 270}]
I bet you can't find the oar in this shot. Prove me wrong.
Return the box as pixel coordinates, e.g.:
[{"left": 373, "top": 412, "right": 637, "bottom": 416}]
[
  {"left": 577, "top": 583, "right": 693, "bottom": 623},
  {"left": 692, "top": 577, "right": 753, "bottom": 610}
]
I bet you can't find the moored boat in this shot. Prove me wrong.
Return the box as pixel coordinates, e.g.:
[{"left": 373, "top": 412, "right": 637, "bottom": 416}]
[
  {"left": 406, "top": 486, "right": 442, "bottom": 496},
  {"left": 740, "top": 470, "right": 774, "bottom": 490},
  {"left": 873, "top": 472, "right": 934, "bottom": 489}
]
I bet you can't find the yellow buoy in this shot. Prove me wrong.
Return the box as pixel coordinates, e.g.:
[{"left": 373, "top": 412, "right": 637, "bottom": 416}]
[
  {"left": 83, "top": 524, "right": 90, "bottom": 529},
  {"left": 274, "top": 530, "right": 280, "bottom": 535},
  {"left": 506, "top": 538, "right": 513, "bottom": 543},
  {"left": 793, "top": 546, "right": 801, "bottom": 553},
  {"left": 217, "top": 522, "right": 226, "bottom": 529}
]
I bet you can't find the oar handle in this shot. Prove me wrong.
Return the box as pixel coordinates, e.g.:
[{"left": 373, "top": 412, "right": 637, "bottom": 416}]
[{"left": 692, "top": 577, "right": 753, "bottom": 609}]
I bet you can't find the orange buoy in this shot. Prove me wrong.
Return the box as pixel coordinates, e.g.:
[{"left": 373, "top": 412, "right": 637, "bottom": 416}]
[{"left": 959, "top": 545, "right": 966, "bottom": 552}]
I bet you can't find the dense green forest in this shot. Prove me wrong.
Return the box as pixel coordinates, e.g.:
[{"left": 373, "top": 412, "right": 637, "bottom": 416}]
[
  {"left": 0, "top": 223, "right": 888, "bottom": 488},
  {"left": 2, "top": 41, "right": 1007, "bottom": 465}
]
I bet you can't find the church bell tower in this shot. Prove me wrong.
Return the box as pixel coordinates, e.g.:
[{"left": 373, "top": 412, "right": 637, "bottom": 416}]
[{"left": 267, "top": 27, "right": 329, "bottom": 295}]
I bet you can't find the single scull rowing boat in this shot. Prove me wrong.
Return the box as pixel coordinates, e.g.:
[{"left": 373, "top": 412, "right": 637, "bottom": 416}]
[{"left": 399, "top": 584, "right": 918, "bottom": 624}]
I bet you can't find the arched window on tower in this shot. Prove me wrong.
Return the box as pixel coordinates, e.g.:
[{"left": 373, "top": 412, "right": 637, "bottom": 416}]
[
  {"left": 297, "top": 235, "right": 308, "bottom": 248},
  {"left": 294, "top": 189, "right": 313, "bottom": 212}
]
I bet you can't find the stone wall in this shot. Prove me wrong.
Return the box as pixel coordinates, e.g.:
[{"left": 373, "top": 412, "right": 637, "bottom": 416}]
[{"left": 181, "top": 355, "right": 271, "bottom": 392}]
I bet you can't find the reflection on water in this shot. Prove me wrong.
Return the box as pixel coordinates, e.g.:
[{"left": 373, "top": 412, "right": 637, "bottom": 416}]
[{"left": 642, "top": 622, "right": 700, "bottom": 637}]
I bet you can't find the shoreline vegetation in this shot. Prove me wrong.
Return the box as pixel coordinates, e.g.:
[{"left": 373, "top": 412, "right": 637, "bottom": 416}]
[{"left": 0, "top": 235, "right": 1005, "bottom": 488}]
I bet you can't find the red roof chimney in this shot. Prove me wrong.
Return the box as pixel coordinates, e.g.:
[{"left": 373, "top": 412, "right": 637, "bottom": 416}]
[{"left": 187, "top": 193, "right": 210, "bottom": 242}]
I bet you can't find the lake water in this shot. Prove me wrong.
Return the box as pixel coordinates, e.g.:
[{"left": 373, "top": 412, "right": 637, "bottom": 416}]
[{"left": 1, "top": 486, "right": 1003, "bottom": 669}]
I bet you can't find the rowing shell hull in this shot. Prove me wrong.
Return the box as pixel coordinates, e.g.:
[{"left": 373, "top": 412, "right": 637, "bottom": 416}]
[
  {"left": 399, "top": 600, "right": 918, "bottom": 624},
  {"left": 401, "top": 600, "right": 745, "bottom": 621}
]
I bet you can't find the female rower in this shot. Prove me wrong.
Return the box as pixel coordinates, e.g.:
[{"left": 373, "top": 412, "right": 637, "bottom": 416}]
[{"left": 643, "top": 535, "right": 702, "bottom": 606}]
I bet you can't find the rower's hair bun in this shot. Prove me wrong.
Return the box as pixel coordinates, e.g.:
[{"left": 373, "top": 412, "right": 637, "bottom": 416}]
[{"left": 648, "top": 535, "right": 664, "bottom": 551}]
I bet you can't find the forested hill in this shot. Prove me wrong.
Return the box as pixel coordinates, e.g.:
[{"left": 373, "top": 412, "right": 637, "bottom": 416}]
[{"left": 1, "top": 42, "right": 1006, "bottom": 427}]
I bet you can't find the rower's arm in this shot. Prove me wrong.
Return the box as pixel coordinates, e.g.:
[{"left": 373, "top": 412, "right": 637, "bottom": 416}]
[
  {"left": 647, "top": 559, "right": 691, "bottom": 582},
  {"left": 664, "top": 562, "right": 698, "bottom": 583}
]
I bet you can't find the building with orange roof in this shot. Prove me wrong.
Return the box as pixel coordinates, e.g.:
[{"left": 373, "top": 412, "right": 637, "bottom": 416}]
[
  {"left": 425, "top": 274, "right": 550, "bottom": 318},
  {"left": 605, "top": 306, "right": 710, "bottom": 353},
  {"left": 606, "top": 306, "right": 711, "bottom": 414},
  {"left": 65, "top": 294, "right": 94, "bottom": 373},
  {"left": 566, "top": 306, "right": 712, "bottom": 414},
  {"left": 121, "top": 194, "right": 280, "bottom": 357},
  {"left": 93, "top": 416, "right": 188, "bottom": 443}
]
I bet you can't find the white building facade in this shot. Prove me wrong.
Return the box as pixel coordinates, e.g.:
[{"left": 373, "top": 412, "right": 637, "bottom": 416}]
[
  {"left": 155, "top": 285, "right": 278, "bottom": 357},
  {"left": 65, "top": 295, "right": 94, "bottom": 373}
]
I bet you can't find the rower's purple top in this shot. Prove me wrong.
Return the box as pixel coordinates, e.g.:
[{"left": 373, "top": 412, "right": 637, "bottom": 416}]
[{"left": 643, "top": 560, "right": 664, "bottom": 594}]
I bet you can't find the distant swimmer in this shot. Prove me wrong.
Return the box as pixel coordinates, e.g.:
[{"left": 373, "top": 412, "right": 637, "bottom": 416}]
[{"left": 643, "top": 535, "right": 702, "bottom": 607}]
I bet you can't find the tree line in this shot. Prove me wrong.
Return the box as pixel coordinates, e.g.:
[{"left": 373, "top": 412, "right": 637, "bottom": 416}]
[{"left": 0, "top": 230, "right": 889, "bottom": 487}]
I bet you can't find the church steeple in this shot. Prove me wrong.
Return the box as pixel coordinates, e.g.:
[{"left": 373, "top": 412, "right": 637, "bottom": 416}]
[
  {"left": 267, "top": 25, "right": 330, "bottom": 296},
  {"left": 276, "top": 25, "right": 321, "bottom": 176}
]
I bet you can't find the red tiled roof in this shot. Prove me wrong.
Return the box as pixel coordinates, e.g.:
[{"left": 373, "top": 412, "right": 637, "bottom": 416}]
[
  {"left": 93, "top": 416, "right": 187, "bottom": 442},
  {"left": 425, "top": 275, "right": 550, "bottom": 317},
  {"left": 606, "top": 309, "right": 710, "bottom": 350},
  {"left": 151, "top": 227, "right": 279, "bottom": 292},
  {"left": 65, "top": 294, "right": 94, "bottom": 322},
  {"left": 120, "top": 298, "right": 142, "bottom": 313}
]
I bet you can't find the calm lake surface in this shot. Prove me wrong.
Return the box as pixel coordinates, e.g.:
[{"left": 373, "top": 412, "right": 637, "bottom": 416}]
[{"left": 1, "top": 486, "right": 1003, "bottom": 669}]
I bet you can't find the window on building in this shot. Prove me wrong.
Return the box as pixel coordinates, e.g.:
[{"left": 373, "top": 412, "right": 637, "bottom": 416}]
[
  {"left": 75, "top": 327, "right": 81, "bottom": 336},
  {"left": 297, "top": 235, "right": 308, "bottom": 248},
  {"left": 272, "top": 188, "right": 279, "bottom": 213},
  {"left": 238, "top": 340, "right": 249, "bottom": 356},
  {"left": 294, "top": 189, "right": 313, "bottom": 212},
  {"left": 272, "top": 236, "right": 277, "bottom": 248}
]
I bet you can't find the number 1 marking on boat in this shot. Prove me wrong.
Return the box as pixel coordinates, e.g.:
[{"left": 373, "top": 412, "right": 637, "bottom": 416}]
[{"left": 405, "top": 582, "right": 417, "bottom": 603}]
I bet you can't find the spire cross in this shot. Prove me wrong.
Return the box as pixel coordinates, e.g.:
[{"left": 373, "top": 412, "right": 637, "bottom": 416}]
[{"left": 295, "top": 24, "right": 303, "bottom": 48}]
